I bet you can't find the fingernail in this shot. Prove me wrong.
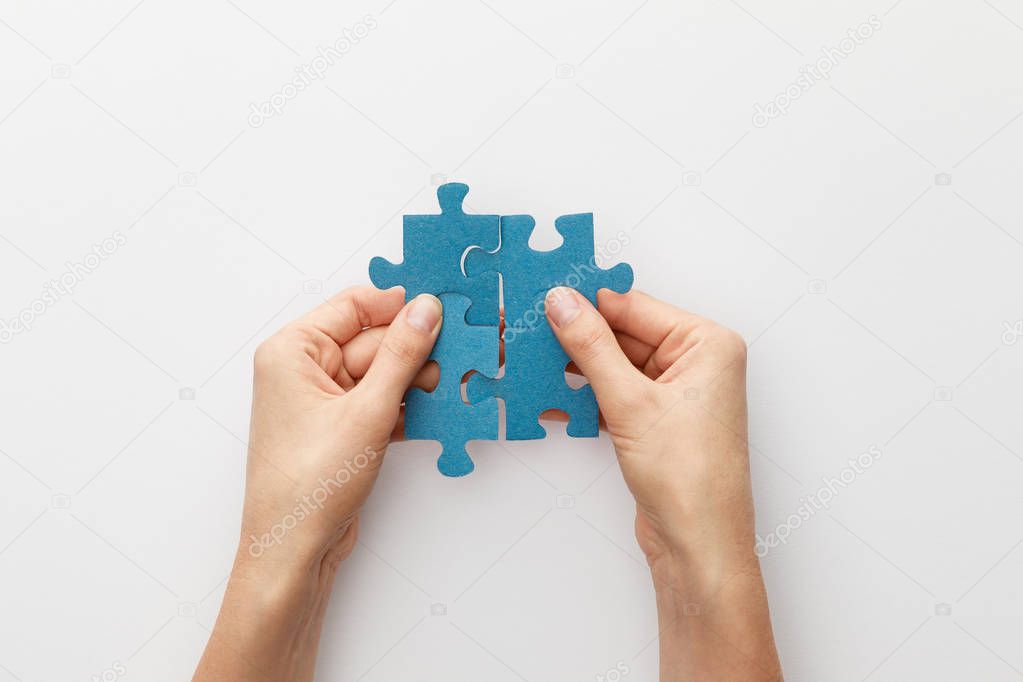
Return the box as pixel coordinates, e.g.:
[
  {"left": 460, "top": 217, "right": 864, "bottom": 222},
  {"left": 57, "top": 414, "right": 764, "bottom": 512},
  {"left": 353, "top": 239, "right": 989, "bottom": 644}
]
[
  {"left": 546, "top": 287, "right": 581, "bottom": 327},
  {"left": 407, "top": 294, "right": 442, "bottom": 332}
]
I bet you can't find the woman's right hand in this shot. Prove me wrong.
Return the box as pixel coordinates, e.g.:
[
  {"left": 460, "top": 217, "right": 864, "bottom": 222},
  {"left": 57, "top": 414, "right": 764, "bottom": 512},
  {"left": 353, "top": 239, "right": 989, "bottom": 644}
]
[{"left": 545, "top": 287, "right": 782, "bottom": 680}]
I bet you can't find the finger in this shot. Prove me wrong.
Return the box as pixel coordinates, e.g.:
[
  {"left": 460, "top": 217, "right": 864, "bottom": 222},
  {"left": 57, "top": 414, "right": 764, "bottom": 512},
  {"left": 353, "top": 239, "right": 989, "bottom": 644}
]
[
  {"left": 340, "top": 326, "right": 440, "bottom": 391},
  {"left": 350, "top": 330, "right": 642, "bottom": 383},
  {"left": 565, "top": 333, "right": 656, "bottom": 377},
  {"left": 359, "top": 294, "right": 443, "bottom": 403},
  {"left": 301, "top": 285, "right": 406, "bottom": 347},
  {"left": 599, "top": 289, "right": 717, "bottom": 377},
  {"left": 545, "top": 287, "right": 645, "bottom": 406},
  {"left": 339, "top": 326, "right": 385, "bottom": 378},
  {"left": 596, "top": 289, "right": 702, "bottom": 348}
]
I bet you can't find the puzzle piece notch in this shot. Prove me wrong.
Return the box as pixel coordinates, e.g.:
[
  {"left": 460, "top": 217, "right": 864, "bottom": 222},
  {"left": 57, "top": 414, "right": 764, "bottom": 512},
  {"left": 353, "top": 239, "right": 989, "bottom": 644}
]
[
  {"left": 465, "top": 213, "right": 633, "bottom": 439},
  {"left": 404, "top": 293, "right": 499, "bottom": 476},
  {"left": 369, "top": 183, "right": 500, "bottom": 325}
]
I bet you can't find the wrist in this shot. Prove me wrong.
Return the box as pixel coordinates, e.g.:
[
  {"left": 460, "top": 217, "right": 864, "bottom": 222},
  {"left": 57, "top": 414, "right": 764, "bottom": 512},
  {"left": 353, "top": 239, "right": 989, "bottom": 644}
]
[
  {"left": 634, "top": 437, "right": 759, "bottom": 576},
  {"left": 648, "top": 551, "right": 781, "bottom": 681},
  {"left": 648, "top": 539, "right": 762, "bottom": 607},
  {"left": 637, "top": 492, "right": 757, "bottom": 586},
  {"left": 230, "top": 512, "right": 359, "bottom": 614},
  {"left": 196, "top": 548, "right": 335, "bottom": 681},
  {"left": 228, "top": 545, "right": 327, "bottom": 612},
  {"left": 238, "top": 497, "right": 361, "bottom": 572}
]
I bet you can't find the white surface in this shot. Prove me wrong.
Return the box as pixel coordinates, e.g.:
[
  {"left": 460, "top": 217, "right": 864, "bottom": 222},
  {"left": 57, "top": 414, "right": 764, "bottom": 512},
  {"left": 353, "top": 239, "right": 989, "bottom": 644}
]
[{"left": 1, "top": 1, "right": 1022, "bottom": 680}]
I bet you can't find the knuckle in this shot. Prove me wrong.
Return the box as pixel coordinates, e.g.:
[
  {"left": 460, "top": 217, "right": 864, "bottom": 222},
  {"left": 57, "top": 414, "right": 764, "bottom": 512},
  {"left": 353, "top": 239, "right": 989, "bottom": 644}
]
[
  {"left": 381, "top": 334, "right": 422, "bottom": 369},
  {"left": 254, "top": 325, "right": 319, "bottom": 371},
  {"left": 284, "top": 326, "right": 320, "bottom": 357},
  {"left": 254, "top": 334, "right": 286, "bottom": 371},
  {"left": 571, "top": 322, "right": 613, "bottom": 363},
  {"left": 342, "top": 288, "right": 375, "bottom": 328},
  {"left": 710, "top": 325, "right": 747, "bottom": 362}
]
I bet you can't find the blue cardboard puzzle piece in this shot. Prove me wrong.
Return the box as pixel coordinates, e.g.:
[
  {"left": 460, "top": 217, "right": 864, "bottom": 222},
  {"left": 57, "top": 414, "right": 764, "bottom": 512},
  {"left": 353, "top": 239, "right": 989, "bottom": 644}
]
[
  {"left": 469, "top": 300, "right": 600, "bottom": 440},
  {"left": 369, "top": 183, "right": 499, "bottom": 325},
  {"left": 465, "top": 213, "right": 633, "bottom": 439},
  {"left": 404, "top": 293, "right": 499, "bottom": 476}
]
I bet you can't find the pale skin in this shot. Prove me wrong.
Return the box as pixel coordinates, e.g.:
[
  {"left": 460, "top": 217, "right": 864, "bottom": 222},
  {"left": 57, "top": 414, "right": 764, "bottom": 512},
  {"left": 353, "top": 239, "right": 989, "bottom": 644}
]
[{"left": 193, "top": 285, "right": 782, "bottom": 681}]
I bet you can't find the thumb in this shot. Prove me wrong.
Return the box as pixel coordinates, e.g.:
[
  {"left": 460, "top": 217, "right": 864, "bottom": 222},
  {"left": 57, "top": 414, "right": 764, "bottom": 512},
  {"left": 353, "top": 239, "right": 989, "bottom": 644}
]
[
  {"left": 361, "top": 293, "right": 442, "bottom": 403},
  {"left": 545, "top": 287, "right": 644, "bottom": 405}
]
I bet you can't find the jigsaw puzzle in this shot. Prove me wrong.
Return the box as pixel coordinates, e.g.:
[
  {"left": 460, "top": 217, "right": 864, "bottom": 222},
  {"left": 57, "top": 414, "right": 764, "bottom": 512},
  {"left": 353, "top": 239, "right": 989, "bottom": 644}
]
[
  {"left": 465, "top": 213, "right": 634, "bottom": 439},
  {"left": 368, "top": 183, "right": 633, "bottom": 475},
  {"left": 369, "top": 183, "right": 499, "bottom": 325},
  {"left": 404, "top": 293, "right": 499, "bottom": 477}
]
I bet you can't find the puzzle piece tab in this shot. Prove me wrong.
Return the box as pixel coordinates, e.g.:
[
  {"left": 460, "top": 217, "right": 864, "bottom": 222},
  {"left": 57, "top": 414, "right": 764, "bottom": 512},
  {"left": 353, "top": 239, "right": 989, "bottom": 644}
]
[
  {"left": 404, "top": 293, "right": 499, "bottom": 476},
  {"left": 369, "top": 183, "right": 499, "bottom": 325},
  {"left": 465, "top": 213, "right": 633, "bottom": 439}
]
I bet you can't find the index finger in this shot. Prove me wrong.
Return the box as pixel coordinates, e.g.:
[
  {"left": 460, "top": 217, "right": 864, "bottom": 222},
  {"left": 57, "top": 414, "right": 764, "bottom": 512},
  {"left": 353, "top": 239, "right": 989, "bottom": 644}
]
[
  {"left": 301, "top": 285, "right": 406, "bottom": 345},
  {"left": 596, "top": 288, "right": 704, "bottom": 348}
]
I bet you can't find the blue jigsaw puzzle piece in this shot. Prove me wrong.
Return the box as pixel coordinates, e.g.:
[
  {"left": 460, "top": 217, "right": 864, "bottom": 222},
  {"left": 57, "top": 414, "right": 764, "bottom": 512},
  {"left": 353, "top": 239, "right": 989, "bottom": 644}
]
[
  {"left": 404, "top": 293, "right": 499, "bottom": 476},
  {"left": 469, "top": 297, "right": 599, "bottom": 440},
  {"left": 465, "top": 213, "right": 633, "bottom": 439},
  {"left": 369, "top": 183, "right": 499, "bottom": 325}
]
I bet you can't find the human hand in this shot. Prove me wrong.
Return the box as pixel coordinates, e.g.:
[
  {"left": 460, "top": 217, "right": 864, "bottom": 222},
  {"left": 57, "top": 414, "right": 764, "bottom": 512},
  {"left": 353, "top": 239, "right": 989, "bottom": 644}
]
[
  {"left": 195, "top": 287, "right": 441, "bottom": 682},
  {"left": 545, "top": 287, "right": 781, "bottom": 680},
  {"left": 242, "top": 286, "right": 442, "bottom": 567},
  {"left": 546, "top": 287, "right": 752, "bottom": 565}
]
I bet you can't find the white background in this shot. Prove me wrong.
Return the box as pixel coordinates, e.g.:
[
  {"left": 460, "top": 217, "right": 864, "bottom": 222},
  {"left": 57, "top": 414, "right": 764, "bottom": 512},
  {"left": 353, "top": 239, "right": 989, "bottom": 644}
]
[{"left": 1, "top": 0, "right": 1022, "bottom": 680}]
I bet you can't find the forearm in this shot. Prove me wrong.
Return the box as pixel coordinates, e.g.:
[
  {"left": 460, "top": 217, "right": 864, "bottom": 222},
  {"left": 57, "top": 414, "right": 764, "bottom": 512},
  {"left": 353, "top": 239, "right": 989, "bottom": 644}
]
[
  {"left": 651, "top": 548, "right": 781, "bottom": 681},
  {"left": 193, "top": 546, "right": 339, "bottom": 682},
  {"left": 641, "top": 434, "right": 780, "bottom": 679}
]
